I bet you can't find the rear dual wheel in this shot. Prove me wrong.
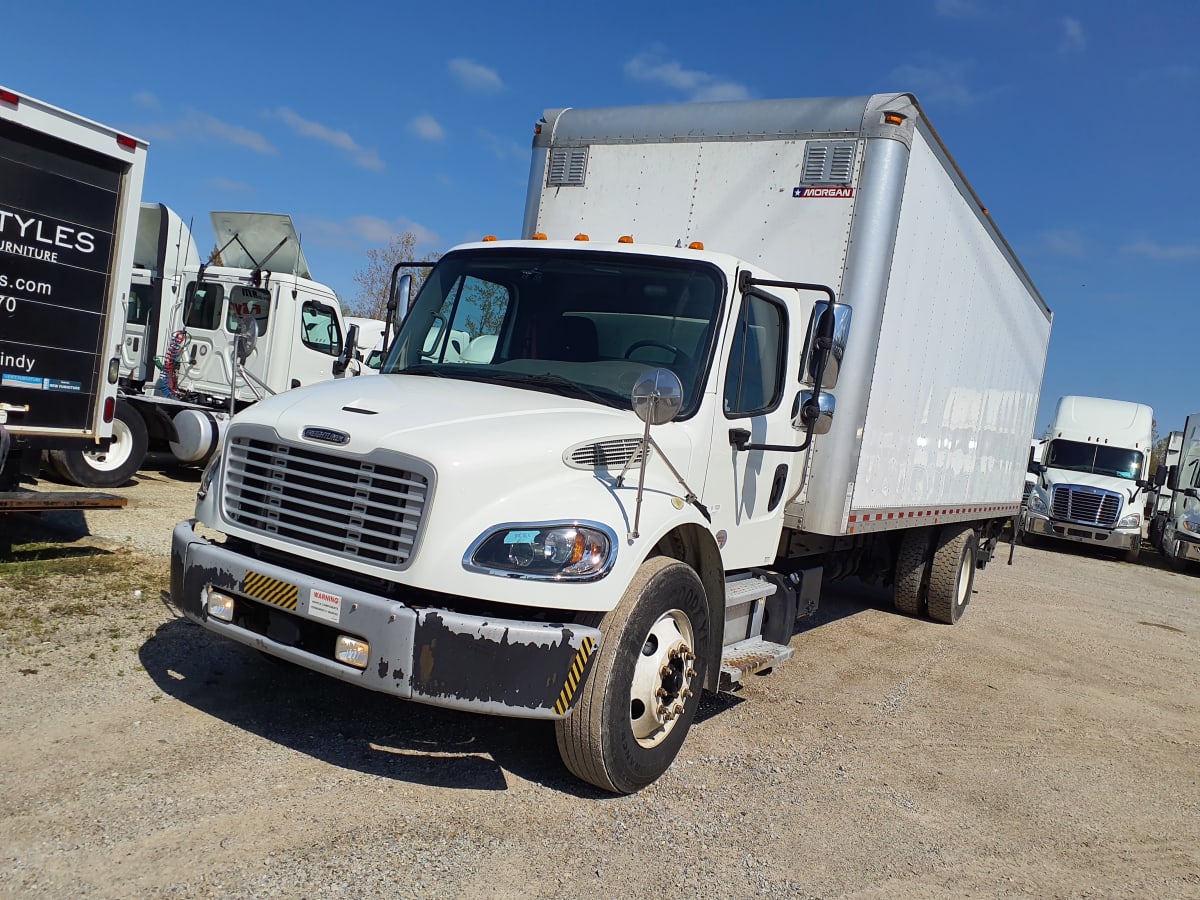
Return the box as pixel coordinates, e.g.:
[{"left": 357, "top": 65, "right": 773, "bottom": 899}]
[{"left": 892, "top": 525, "right": 977, "bottom": 625}]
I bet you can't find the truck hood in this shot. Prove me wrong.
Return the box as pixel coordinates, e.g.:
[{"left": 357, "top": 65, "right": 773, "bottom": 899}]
[{"left": 232, "top": 373, "right": 694, "bottom": 479}]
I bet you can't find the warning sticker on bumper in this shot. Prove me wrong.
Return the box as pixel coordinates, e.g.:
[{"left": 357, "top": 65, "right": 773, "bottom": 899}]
[{"left": 309, "top": 588, "right": 342, "bottom": 623}]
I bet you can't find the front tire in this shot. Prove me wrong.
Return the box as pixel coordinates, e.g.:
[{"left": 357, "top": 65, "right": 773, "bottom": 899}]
[
  {"left": 555, "top": 557, "right": 709, "bottom": 794},
  {"left": 48, "top": 400, "right": 147, "bottom": 488},
  {"left": 927, "top": 526, "right": 977, "bottom": 625}
]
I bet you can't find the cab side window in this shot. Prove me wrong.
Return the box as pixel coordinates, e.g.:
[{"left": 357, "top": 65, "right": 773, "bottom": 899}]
[
  {"left": 300, "top": 302, "right": 343, "bottom": 356},
  {"left": 723, "top": 293, "right": 786, "bottom": 417},
  {"left": 182, "top": 281, "right": 224, "bottom": 330}
]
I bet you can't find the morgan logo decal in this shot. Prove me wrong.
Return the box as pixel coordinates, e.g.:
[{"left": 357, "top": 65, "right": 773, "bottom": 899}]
[
  {"left": 302, "top": 426, "right": 350, "bottom": 445},
  {"left": 793, "top": 186, "right": 855, "bottom": 198}
]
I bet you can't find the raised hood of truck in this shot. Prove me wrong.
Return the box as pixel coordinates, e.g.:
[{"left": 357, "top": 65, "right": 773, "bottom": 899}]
[{"left": 209, "top": 211, "right": 311, "bottom": 278}]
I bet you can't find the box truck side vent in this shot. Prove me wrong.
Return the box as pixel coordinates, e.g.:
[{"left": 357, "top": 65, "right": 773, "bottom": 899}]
[
  {"left": 223, "top": 434, "right": 430, "bottom": 568},
  {"left": 1051, "top": 485, "right": 1121, "bottom": 528},
  {"left": 801, "top": 141, "right": 857, "bottom": 185},
  {"left": 548, "top": 148, "right": 589, "bottom": 186},
  {"left": 564, "top": 437, "right": 651, "bottom": 470}
]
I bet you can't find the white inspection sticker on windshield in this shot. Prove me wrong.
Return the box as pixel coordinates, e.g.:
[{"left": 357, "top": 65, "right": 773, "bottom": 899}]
[{"left": 309, "top": 588, "right": 342, "bottom": 623}]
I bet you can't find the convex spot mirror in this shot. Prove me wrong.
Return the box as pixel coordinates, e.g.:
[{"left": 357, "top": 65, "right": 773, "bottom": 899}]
[
  {"left": 793, "top": 390, "right": 836, "bottom": 435},
  {"left": 631, "top": 368, "right": 683, "bottom": 426},
  {"left": 234, "top": 314, "right": 258, "bottom": 362},
  {"left": 802, "top": 300, "right": 852, "bottom": 389}
]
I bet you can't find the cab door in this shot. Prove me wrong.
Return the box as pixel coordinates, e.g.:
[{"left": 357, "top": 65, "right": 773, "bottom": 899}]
[
  {"left": 275, "top": 285, "right": 348, "bottom": 390},
  {"left": 172, "top": 278, "right": 235, "bottom": 398},
  {"left": 702, "top": 282, "right": 807, "bottom": 568}
]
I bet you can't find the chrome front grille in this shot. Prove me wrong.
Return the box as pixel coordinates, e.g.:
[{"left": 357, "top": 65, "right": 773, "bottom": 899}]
[
  {"left": 224, "top": 432, "right": 431, "bottom": 568},
  {"left": 1051, "top": 485, "right": 1121, "bottom": 527}
]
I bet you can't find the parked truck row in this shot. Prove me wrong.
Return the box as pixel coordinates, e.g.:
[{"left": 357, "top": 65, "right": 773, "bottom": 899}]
[
  {"left": 1148, "top": 414, "right": 1200, "bottom": 571},
  {"left": 170, "top": 93, "right": 1054, "bottom": 792}
]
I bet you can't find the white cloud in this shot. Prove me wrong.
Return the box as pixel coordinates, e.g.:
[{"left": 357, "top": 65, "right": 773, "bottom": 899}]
[
  {"left": 1040, "top": 230, "right": 1086, "bottom": 258},
  {"left": 204, "top": 176, "right": 254, "bottom": 192},
  {"left": 1120, "top": 240, "right": 1200, "bottom": 261},
  {"left": 274, "top": 107, "right": 384, "bottom": 171},
  {"left": 449, "top": 58, "right": 503, "bottom": 92},
  {"left": 304, "top": 215, "right": 441, "bottom": 253},
  {"left": 1059, "top": 17, "right": 1085, "bottom": 54},
  {"left": 129, "top": 108, "right": 275, "bottom": 154},
  {"left": 625, "top": 50, "right": 751, "bottom": 102},
  {"left": 890, "top": 62, "right": 978, "bottom": 106},
  {"left": 411, "top": 114, "right": 446, "bottom": 142},
  {"left": 133, "top": 91, "right": 159, "bottom": 110}
]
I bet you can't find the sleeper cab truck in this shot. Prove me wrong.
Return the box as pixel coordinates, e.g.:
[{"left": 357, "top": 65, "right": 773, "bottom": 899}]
[{"left": 1150, "top": 415, "right": 1200, "bottom": 572}]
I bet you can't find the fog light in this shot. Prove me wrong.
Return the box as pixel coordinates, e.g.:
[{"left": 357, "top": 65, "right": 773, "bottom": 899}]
[
  {"left": 206, "top": 588, "right": 235, "bottom": 622},
  {"left": 335, "top": 635, "right": 370, "bottom": 669}
]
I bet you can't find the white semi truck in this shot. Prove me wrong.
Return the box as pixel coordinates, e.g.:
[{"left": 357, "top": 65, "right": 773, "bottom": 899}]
[
  {"left": 171, "top": 94, "right": 1052, "bottom": 792},
  {"left": 1022, "top": 395, "right": 1155, "bottom": 562},
  {"left": 0, "top": 85, "right": 146, "bottom": 513},
  {"left": 47, "top": 206, "right": 364, "bottom": 487},
  {"left": 1148, "top": 416, "right": 1200, "bottom": 572}
]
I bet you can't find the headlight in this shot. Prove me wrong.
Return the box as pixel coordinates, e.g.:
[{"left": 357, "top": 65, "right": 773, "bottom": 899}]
[
  {"left": 465, "top": 521, "right": 617, "bottom": 581},
  {"left": 1180, "top": 515, "right": 1200, "bottom": 537},
  {"left": 1117, "top": 513, "right": 1141, "bottom": 529},
  {"left": 1026, "top": 486, "right": 1050, "bottom": 515}
]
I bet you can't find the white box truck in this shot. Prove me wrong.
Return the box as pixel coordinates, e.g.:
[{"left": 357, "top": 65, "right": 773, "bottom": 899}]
[
  {"left": 0, "top": 85, "right": 146, "bottom": 512},
  {"left": 45, "top": 206, "right": 365, "bottom": 487},
  {"left": 1021, "top": 395, "right": 1155, "bottom": 562},
  {"left": 1148, "top": 416, "right": 1200, "bottom": 572},
  {"left": 171, "top": 94, "right": 1052, "bottom": 792}
]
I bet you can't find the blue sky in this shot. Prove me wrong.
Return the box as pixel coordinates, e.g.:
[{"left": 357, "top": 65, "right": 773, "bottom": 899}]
[{"left": 6, "top": 0, "right": 1198, "bottom": 435}]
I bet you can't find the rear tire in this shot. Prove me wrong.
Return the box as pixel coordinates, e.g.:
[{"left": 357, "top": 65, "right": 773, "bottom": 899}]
[
  {"left": 48, "top": 400, "right": 147, "bottom": 488},
  {"left": 555, "top": 557, "right": 709, "bottom": 794},
  {"left": 893, "top": 528, "right": 932, "bottom": 617},
  {"left": 1122, "top": 540, "right": 1141, "bottom": 565},
  {"left": 927, "top": 526, "right": 977, "bottom": 625}
]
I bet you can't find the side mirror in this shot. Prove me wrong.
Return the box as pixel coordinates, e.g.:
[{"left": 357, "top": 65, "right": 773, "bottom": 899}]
[
  {"left": 802, "top": 300, "right": 852, "bottom": 389},
  {"left": 234, "top": 314, "right": 258, "bottom": 363},
  {"left": 630, "top": 368, "right": 683, "bottom": 425},
  {"left": 1166, "top": 464, "right": 1180, "bottom": 492},
  {"left": 794, "top": 390, "right": 835, "bottom": 435},
  {"left": 1027, "top": 459, "right": 1046, "bottom": 475},
  {"left": 1153, "top": 464, "right": 1168, "bottom": 488},
  {"left": 333, "top": 323, "right": 360, "bottom": 375}
]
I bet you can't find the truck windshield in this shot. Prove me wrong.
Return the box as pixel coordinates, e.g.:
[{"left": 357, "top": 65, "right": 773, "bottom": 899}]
[
  {"left": 380, "top": 248, "right": 724, "bottom": 417},
  {"left": 1046, "top": 439, "right": 1144, "bottom": 480}
]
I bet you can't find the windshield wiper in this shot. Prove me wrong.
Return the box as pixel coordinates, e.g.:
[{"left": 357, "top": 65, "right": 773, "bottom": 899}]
[{"left": 489, "top": 372, "right": 624, "bottom": 407}]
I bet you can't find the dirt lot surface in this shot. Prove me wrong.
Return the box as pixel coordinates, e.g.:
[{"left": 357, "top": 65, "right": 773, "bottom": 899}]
[{"left": 2, "top": 470, "right": 1198, "bottom": 898}]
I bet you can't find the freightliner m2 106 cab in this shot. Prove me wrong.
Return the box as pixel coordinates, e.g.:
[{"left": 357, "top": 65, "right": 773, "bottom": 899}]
[
  {"left": 1022, "top": 395, "right": 1154, "bottom": 562},
  {"left": 0, "top": 85, "right": 145, "bottom": 513},
  {"left": 172, "top": 94, "right": 1052, "bottom": 792}
]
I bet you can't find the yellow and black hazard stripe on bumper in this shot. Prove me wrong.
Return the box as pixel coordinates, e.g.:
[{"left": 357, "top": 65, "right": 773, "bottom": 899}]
[
  {"left": 553, "top": 635, "right": 596, "bottom": 715},
  {"left": 242, "top": 570, "right": 299, "bottom": 611}
]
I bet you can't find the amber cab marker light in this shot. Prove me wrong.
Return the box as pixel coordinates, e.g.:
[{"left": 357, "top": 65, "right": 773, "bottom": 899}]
[
  {"left": 884, "top": 112, "right": 905, "bottom": 126},
  {"left": 481, "top": 235, "right": 498, "bottom": 242},
  {"left": 618, "top": 235, "right": 634, "bottom": 243},
  {"left": 0, "top": 89, "right": 19, "bottom": 106},
  {"left": 532, "top": 232, "right": 548, "bottom": 240},
  {"left": 688, "top": 241, "right": 705, "bottom": 250},
  {"left": 574, "top": 233, "right": 590, "bottom": 241}
]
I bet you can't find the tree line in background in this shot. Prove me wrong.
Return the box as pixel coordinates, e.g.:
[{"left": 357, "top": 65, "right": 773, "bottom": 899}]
[{"left": 350, "top": 232, "right": 441, "bottom": 321}]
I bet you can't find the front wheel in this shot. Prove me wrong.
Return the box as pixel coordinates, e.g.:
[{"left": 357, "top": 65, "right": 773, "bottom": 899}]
[
  {"left": 555, "top": 557, "right": 709, "bottom": 794},
  {"left": 48, "top": 400, "right": 147, "bottom": 488}
]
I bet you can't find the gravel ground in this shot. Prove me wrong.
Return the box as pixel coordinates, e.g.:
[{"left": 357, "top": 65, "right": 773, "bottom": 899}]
[{"left": 1, "top": 471, "right": 1198, "bottom": 898}]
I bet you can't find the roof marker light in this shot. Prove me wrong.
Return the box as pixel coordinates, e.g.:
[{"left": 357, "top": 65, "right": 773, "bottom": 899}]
[
  {"left": 532, "top": 232, "right": 548, "bottom": 240},
  {"left": 883, "top": 112, "right": 906, "bottom": 126},
  {"left": 481, "top": 235, "right": 498, "bottom": 242},
  {"left": 688, "top": 241, "right": 705, "bottom": 251},
  {"left": 117, "top": 135, "right": 138, "bottom": 151},
  {"left": 0, "top": 89, "right": 19, "bottom": 106},
  {"left": 618, "top": 235, "right": 634, "bottom": 244},
  {"left": 574, "top": 233, "right": 590, "bottom": 241}
]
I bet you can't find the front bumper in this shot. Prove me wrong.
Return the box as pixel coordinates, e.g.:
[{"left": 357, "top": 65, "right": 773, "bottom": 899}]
[
  {"left": 170, "top": 521, "right": 601, "bottom": 719},
  {"left": 1170, "top": 531, "right": 1200, "bottom": 564},
  {"left": 1022, "top": 513, "right": 1140, "bottom": 552}
]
